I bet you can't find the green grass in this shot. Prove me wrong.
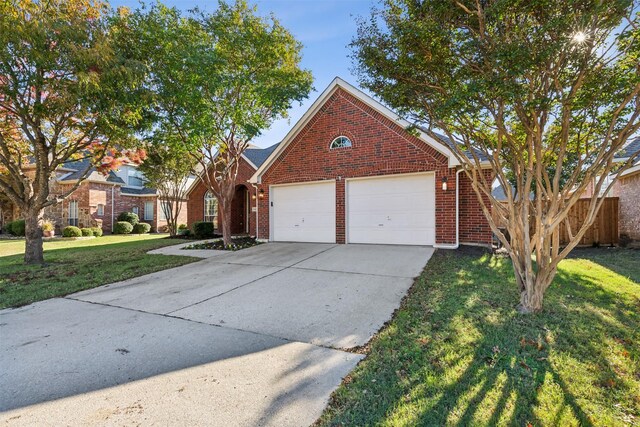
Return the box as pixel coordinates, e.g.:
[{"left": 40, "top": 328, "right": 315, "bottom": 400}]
[
  {"left": 318, "top": 247, "right": 640, "bottom": 427},
  {"left": 0, "top": 234, "right": 199, "bottom": 309}
]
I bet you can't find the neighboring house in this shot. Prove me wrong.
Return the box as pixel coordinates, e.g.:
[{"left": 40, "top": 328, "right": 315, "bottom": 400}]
[
  {"left": 186, "top": 77, "right": 493, "bottom": 247},
  {"left": 491, "top": 136, "right": 640, "bottom": 245},
  {"left": 1, "top": 158, "right": 191, "bottom": 234},
  {"left": 615, "top": 137, "right": 640, "bottom": 242},
  {"left": 580, "top": 137, "right": 640, "bottom": 243}
]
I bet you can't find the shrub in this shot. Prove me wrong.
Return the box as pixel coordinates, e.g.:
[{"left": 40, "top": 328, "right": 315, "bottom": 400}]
[
  {"left": 81, "top": 227, "right": 93, "bottom": 237},
  {"left": 132, "top": 222, "right": 151, "bottom": 234},
  {"left": 42, "top": 220, "right": 55, "bottom": 232},
  {"left": 91, "top": 227, "right": 103, "bottom": 237},
  {"left": 117, "top": 211, "right": 139, "bottom": 226},
  {"left": 113, "top": 221, "right": 133, "bottom": 234},
  {"left": 3, "top": 220, "right": 14, "bottom": 235},
  {"left": 62, "top": 226, "right": 82, "bottom": 238},
  {"left": 192, "top": 221, "right": 215, "bottom": 238},
  {"left": 178, "top": 223, "right": 188, "bottom": 230},
  {"left": 8, "top": 219, "right": 26, "bottom": 236}
]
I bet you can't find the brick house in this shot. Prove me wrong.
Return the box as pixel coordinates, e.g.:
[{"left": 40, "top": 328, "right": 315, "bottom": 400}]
[
  {"left": 186, "top": 78, "right": 493, "bottom": 247},
  {"left": 1, "top": 158, "right": 190, "bottom": 234},
  {"left": 186, "top": 144, "right": 278, "bottom": 235},
  {"left": 616, "top": 137, "right": 640, "bottom": 242}
]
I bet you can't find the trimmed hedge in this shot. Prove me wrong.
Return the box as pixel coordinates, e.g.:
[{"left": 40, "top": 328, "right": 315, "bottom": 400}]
[
  {"left": 113, "top": 221, "right": 133, "bottom": 235},
  {"left": 117, "top": 211, "right": 139, "bottom": 226},
  {"left": 132, "top": 222, "right": 151, "bottom": 234},
  {"left": 6, "top": 219, "right": 26, "bottom": 236},
  {"left": 62, "top": 226, "right": 82, "bottom": 238},
  {"left": 192, "top": 221, "right": 215, "bottom": 239},
  {"left": 92, "top": 227, "right": 103, "bottom": 237},
  {"left": 81, "top": 228, "right": 93, "bottom": 237}
]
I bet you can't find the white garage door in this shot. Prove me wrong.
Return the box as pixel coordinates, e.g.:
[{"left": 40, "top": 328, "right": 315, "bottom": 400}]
[
  {"left": 271, "top": 181, "right": 336, "bottom": 243},
  {"left": 347, "top": 173, "right": 435, "bottom": 245}
]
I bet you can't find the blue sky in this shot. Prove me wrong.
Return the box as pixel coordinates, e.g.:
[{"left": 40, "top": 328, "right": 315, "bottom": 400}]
[{"left": 111, "top": 0, "right": 375, "bottom": 148}]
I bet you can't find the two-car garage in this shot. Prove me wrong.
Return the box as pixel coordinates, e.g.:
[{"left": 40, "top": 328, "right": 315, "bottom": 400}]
[{"left": 269, "top": 173, "right": 436, "bottom": 246}]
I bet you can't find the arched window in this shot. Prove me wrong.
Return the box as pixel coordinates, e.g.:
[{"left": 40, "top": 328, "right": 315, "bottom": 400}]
[
  {"left": 204, "top": 191, "right": 218, "bottom": 228},
  {"left": 329, "top": 136, "right": 352, "bottom": 149}
]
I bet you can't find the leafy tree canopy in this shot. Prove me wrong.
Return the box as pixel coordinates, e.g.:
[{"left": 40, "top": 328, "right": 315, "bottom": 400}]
[{"left": 352, "top": 0, "right": 639, "bottom": 312}]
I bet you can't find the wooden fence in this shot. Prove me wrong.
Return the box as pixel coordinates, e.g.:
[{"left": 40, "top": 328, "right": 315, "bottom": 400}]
[{"left": 493, "top": 197, "right": 619, "bottom": 247}]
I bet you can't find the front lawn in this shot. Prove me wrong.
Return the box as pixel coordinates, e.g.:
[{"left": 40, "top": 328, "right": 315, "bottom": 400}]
[
  {"left": 318, "top": 248, "right": 640, "bottom": 426},
  {"left": 0, "top": 234, "right": 198, "bottom": 309}
]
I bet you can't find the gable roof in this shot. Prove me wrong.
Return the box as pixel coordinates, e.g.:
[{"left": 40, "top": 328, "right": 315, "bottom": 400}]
[{"left": 249, "top": 77, "right": 462, "bottom": 184}]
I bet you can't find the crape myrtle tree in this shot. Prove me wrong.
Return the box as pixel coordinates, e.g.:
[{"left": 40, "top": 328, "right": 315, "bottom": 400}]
[
  {"left": 0, "top": 0, "right": 148, "bottom": 264},
  {"left": 138, "top": 138, "right": 196, "bottom": 237},
  {"left": 352, "top": 0, "right": 640, "bottom": 313},
  {"left": 123, "top": 1, "right": 313, "bottom": 245}
]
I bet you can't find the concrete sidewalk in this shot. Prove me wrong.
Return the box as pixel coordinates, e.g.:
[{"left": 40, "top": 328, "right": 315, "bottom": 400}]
[{"left": 1, "top": 242, "right": 434, "bottom": 426}]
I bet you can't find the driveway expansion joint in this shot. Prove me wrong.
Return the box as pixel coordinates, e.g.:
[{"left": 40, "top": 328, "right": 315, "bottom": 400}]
[
  {"left": 165, "top": 243, "right": 341, "bottom": 314},
  {"left": 62, "top": 295, "right": 356, "bottom": 355}
]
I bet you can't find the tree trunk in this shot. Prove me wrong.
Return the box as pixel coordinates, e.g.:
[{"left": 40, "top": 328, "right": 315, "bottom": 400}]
[
  {"left": 516, "top": 274, "right": 546, "bottom": 314},
  {"left": 24, "top": 207, "right": 45, "bottom": 265},
  {"left": 220, "top": 200, "right": 232, "bottom": 246}
]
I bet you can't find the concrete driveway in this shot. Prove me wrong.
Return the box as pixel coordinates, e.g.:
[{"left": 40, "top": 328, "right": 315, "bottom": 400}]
[{"left": 0, "top": 242, "right": 434, "bottom": 426}]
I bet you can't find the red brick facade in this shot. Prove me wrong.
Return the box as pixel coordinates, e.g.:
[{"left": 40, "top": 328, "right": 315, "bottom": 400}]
[
  {"left": 50, "top": 183, "right": 166, "bottom": 233},
  {"left": 186, "top": 158, "right": 257, "bottom": 235},
  {"left": 459, "top": 170, "right": 494, "bottom": 245},
  {"left": 254, "top": 87, "right": 492, "bottom": 246},
  {"left": 49, "top": 181, "right": 119, "bottom": 233}
]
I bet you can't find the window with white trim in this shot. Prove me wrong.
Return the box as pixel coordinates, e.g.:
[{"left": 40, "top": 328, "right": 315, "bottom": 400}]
[
  {"left": 68, "top": 200, "right": 78, "bottom": 226},
  {"left": 144, "top": 201, "right": 154, "bottom": 221},
  {"left": 329, "top": 136, "right": 352, "bottom": 149},
  {"left": 132, "top": 206, "right": 139, "bottom": 216},
  {"left": 96, "top": 204, "right": 104, "bottom": 217},
  {"left": 204, "top": 191, "right": 218, "bottom": 228}
]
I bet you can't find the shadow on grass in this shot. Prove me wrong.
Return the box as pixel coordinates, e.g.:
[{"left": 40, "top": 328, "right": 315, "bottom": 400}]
[{"left": 318, "top": 248, "right": 640, "bottom": 426}]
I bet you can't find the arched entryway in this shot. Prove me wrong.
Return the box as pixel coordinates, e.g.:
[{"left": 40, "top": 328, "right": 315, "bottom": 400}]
[{"left": 231, "top": 185, "right": 250, "bottom": 235}]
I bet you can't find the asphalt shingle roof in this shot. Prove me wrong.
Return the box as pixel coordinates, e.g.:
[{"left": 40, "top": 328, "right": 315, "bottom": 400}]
[
  {"left": 244, "top": 143, "right": 280, "bottom": 168},
  {"left": 616, "top": 137, "right": 640, "bottom": 161},
  {"left": 61, "top": 158, "right": 125, "bottom": 184},
  {"left": 120, "top": 187, "right": 157, "bottom": 195},
  {"left": 415, "top": 127, "right": 490, "bottom": 162}
]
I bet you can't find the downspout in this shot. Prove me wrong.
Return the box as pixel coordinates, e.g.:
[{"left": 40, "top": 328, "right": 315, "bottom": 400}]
[
  {"left": 111, "top": 184, "right": 115, "bottom": 233},
  {"left": 434, "top": 169, "right": 461, "bottom": 249}
]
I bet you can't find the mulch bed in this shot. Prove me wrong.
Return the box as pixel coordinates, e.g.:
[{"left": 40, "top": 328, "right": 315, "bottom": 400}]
[{"left": 182, "top": 236, "right": 260, "bottom": 251}]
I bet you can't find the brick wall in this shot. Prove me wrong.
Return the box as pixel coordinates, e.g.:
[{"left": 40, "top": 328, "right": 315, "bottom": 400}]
[
  {"left": 186, "top": 158, "right": 257, "bottom": 235},
  {"left": 117, "top": 194, "right": 158, "bottom": 230},
  {"left": 47, "top": 182, "right": 117, "bottom": 233},
  {"left": 156, "top": 199, "right": 189, "bottom": 232},
  {"left": 46, "top": 182, "right": 162, "bottom": 233},
  {"left": 619, "top": 172, "right": 640, "bottom": 241},
  {"left": 459, "top": 170, "right": 493, "bottom": 245},
  {"left": 256, "top": 87, "right": 492, "bottom": 245}
]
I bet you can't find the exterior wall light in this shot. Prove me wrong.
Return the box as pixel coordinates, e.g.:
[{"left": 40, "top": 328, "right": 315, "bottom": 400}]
[
  {"left": 258, "top": 189, "right": 265, "bottom": 199},
  {"left": 252, "top": 193, "right": 257, "bottom": 200},
  {"left": 441, "top": 176, "right": 448, "bottom": 191}
]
